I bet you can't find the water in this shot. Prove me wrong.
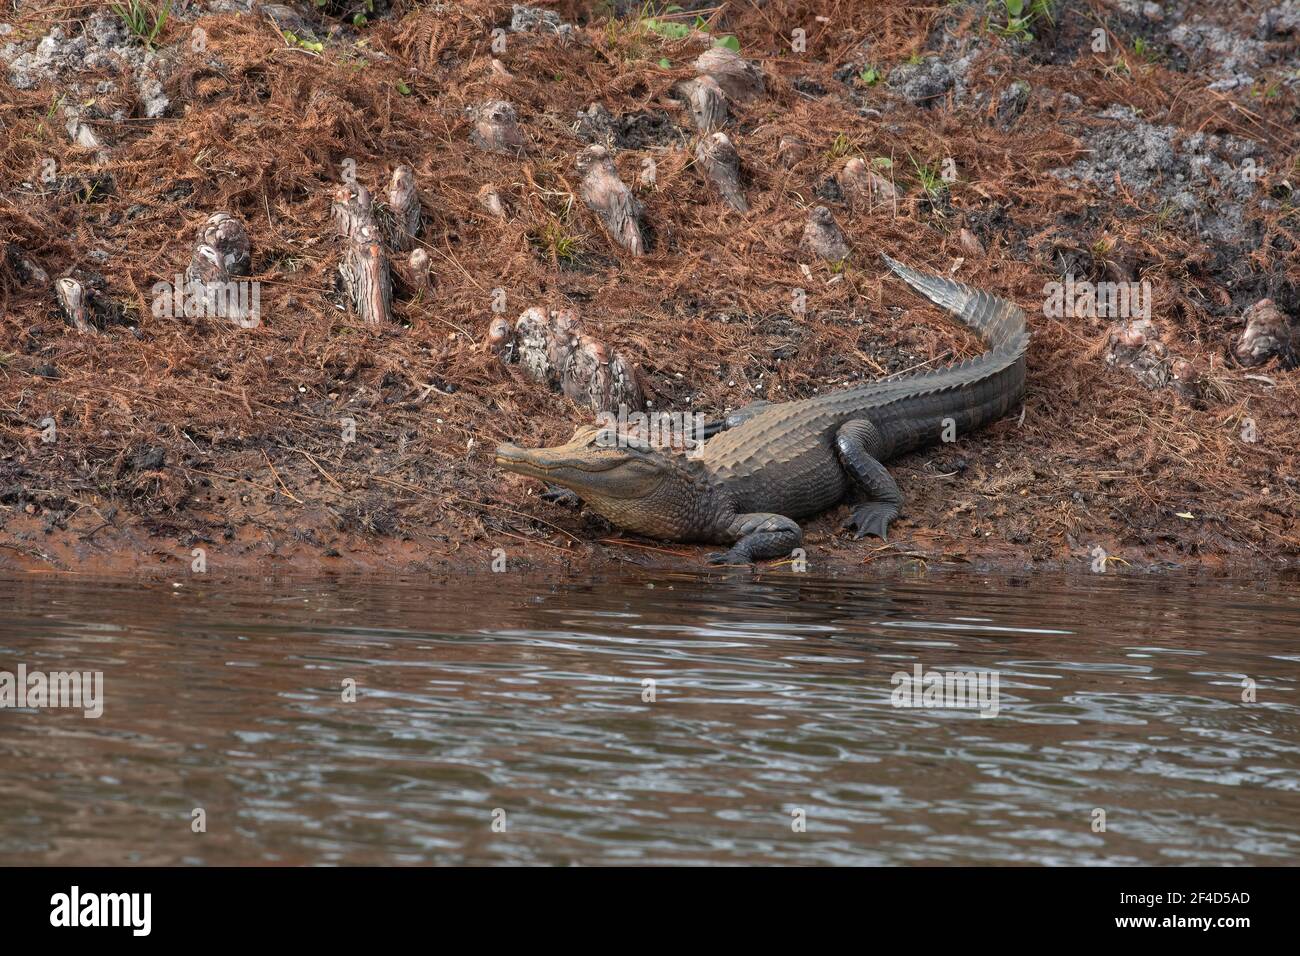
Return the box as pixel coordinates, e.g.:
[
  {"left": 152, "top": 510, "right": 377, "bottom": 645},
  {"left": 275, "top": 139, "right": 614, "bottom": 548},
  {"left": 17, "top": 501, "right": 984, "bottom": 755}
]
[{"left": 0, "top": 571, "right": 1297, "bottom": 866}]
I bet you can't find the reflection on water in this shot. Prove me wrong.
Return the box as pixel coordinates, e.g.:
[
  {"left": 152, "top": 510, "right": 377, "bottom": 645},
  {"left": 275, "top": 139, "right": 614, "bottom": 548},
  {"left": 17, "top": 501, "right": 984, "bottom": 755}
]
[{"left": 0, "top": 571, "right": 1297, "bottom": 865}]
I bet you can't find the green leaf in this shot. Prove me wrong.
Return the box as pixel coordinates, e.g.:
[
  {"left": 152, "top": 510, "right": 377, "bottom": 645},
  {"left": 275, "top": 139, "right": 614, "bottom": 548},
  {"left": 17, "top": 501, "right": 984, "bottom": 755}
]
[
  {"left": 641, "top": 18, "right": 690, "bottom": 39},
  {"left": 715, "top": 34, "right": 740, "bottom": 52},
  {"left": 658, "top": 57, "right": 671, "bottom": 68},
  {"left": 395, "top": 80, "right": 412, "bottom": 95}
]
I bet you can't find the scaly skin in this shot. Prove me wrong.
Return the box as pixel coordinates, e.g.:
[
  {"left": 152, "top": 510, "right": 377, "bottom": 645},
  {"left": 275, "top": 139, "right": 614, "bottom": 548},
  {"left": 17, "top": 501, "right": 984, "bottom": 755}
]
[{"left": 495, "top": 256, "right": 1030, "bottom": 563}]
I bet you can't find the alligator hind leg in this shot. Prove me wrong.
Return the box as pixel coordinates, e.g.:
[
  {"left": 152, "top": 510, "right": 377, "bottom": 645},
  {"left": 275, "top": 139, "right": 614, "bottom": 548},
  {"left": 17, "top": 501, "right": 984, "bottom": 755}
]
[
  {"left": 706, "top": 512, "right": 802, "bottom": 564},
  {"left": 836, "top": 420, "right": 903, "bottom": 540}
]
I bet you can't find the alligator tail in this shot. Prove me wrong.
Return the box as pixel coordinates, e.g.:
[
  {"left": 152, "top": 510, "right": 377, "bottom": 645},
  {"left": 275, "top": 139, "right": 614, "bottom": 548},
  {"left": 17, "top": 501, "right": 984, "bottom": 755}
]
[{"left": 881, "top": 254, "right": 1029, "bottom": 359}]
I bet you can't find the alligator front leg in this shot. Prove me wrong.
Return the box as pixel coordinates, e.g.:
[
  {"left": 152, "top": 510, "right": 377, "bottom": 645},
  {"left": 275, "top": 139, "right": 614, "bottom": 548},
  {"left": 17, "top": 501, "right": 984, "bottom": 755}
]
[
  {"left": 836, "top": 420, "right": 904, "bottom": 540},
  {"left": 540, "top": 485, "right": 582, "bottom": 507},
  {"left": 706, "top": 512, "right": 802, "bottom": 564}
]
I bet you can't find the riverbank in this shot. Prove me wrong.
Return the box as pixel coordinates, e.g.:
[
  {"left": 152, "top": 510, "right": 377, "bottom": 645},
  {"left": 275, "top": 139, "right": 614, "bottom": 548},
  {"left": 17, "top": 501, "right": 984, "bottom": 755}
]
[{"left": 1, "top": 1, "right": 1297, "bottom": 577}]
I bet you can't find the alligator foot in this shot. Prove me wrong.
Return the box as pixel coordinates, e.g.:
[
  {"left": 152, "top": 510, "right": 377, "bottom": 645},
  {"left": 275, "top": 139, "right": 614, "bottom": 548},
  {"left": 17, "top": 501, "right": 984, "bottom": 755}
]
[
  {"left": 709, "top": 513, "right": 803, "bottom": 563},
  {"left": 843, "top": 502, "right": 898, "bottom": 540},
  {"left": 706, "top": 549, "right": 751, "bottom": 565},
  {"left": 540, "top": 485, "right": 583, "bottom": 508}
]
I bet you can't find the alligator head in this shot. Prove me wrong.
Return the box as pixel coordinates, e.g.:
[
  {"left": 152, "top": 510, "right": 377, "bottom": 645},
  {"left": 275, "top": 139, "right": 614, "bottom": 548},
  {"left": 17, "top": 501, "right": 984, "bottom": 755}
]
[{"left": 494, "top": 424, "right": 714, "bottom": 540}]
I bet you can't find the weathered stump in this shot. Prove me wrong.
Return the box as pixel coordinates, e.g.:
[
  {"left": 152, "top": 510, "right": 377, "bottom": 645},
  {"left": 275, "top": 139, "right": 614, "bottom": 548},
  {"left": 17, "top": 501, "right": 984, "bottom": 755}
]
[
  {"left": 55, "top": 277, "right": 94, "bottom": 334},
  {"left": 405, "top": 247, "right": 431, "bottom": 297},
  {"left": 692, "top": 47, "right": 765, "bottom": 102},
  {"left": 801, "top": 206, "right": 850, "bottom": 261},
  {"left": 331, "top": 183, "right": 393, "bottom": 326},
  {"left": 577, "top": 145, "right": 645, "bottom": 256},
  {"left": 331, "top": 183, "right": 374, "bottom": 241},
  {"left": 695, "top": 132, "right": 747, "bottom": 212},
  {"left": 680, "top": 75, "right": 727, "bottom": 132},
  {"left": 388, "top": 165, "right": 421, "bottom": 252},
  {"left": 339, "top": 223, "right": 394, "bottom": 327},
  {"left": 493, "top": 306, "right": 645, "bottom": 413},
  {"left": 192, "top": 212, "right": 251, "bottom": 277},
  {"left": 1235, "top": 299, "right": 1295, "bottom": 368},
  {"left": 468, "top": 100, "right": 526, "bottom": 155},
  {"left": 777, "top": 135, "right": 808, "bottom": 168}
]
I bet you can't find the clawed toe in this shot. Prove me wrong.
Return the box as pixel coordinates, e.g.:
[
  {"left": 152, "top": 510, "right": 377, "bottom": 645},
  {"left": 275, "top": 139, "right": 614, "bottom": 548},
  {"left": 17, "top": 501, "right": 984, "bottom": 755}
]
[
  {"left": 844, "top": 507, "right": 896, "bottom": 541},
  {"left": 706, "top": 549, "right": 749, "bottom": 565}
]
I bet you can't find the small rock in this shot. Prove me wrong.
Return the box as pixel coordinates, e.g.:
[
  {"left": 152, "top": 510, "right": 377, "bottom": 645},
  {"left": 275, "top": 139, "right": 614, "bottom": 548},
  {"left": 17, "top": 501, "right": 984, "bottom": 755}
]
[
  {"left": 958, "top": 228, "right": 985, "bottom": 256},
  {"left": 888, "top": 58, "right": 954, "bottom": 106},
  {"left": 838, "top": 157, "right": 898, "bottom": 207},
  {"left": 477, "top": 183, "right": 507, "bottom": 219},
  {"left": 777, "top": 136, "right": 808, "bottom": 168}
]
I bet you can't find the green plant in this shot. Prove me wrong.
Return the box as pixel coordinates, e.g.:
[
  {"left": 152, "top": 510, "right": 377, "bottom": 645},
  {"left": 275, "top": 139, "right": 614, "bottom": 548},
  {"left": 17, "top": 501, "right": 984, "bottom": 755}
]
[
  {"left": 991, "top": 0, "right": 1053, "bottom": 42},
  {"left": 283, "top": 30, "right": 324, "bottom": 53},
  {"left": 825, "top": 132, "right": 856, "bottom": 161},
  {"left": 911, "top": 156, "right": 947, "bottom": 200},
  {"left": 111, "top": 0, "right": 171, "bottom": 50},
  {"left": 633, "top": 5, "right": 738, "bottom": 55},
  {"left": 858, "top": 66, "right": 882, "bottom": 86},
  {"left": 640, "top": 17, "right": 690, "bottom": 40},
  {"left": 533, "top": 219, "right": 585, "bottom": 266},
  {"left": 1251, "top": 79, "right": 1281, "bottom": 100}
]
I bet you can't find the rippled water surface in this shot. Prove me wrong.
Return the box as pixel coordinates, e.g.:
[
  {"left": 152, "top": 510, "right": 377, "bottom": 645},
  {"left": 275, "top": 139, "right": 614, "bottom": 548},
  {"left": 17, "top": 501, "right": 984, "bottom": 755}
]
[{"left": 0, "top": 571, "right": 1297, "bottom": 865}]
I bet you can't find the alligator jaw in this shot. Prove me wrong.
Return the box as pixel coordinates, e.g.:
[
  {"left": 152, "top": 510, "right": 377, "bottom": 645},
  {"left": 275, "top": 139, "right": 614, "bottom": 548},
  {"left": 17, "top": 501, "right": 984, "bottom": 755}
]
[
  {"left": 494, "top": 443, "right": 558, "bottom": 481},
  {"left": 494, "top": 442, "right": 619, "bottom": 482}
]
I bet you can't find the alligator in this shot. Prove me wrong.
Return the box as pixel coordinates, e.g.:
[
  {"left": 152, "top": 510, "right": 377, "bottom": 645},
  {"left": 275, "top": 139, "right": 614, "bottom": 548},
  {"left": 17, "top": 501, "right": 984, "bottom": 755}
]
[{"left": 495, "top": 256, "right": 1029, "bottom": 563}]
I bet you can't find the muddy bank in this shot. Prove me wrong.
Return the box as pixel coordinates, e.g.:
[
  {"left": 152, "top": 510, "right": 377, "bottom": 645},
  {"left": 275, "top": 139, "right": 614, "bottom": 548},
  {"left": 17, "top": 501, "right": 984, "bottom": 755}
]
[{"left": 0, "top": 0, "right": 1297, "bottom": 578}]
